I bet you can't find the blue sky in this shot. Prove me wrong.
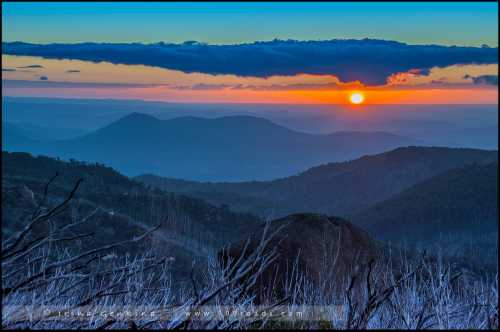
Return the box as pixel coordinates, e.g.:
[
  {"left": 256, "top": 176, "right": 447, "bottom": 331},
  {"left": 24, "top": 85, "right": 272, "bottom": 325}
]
[{"left": 2, "top": 2, "right": 498, "bottom": 46}]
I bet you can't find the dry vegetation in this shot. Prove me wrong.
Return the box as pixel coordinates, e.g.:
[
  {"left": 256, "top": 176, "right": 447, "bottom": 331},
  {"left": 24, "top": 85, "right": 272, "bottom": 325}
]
[{"left": 2, "top": 178, "right": 498, "bottom": 329}]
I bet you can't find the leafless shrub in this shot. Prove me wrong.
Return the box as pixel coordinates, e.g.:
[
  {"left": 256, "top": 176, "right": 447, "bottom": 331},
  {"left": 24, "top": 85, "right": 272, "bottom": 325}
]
[
  {"left": 2, "top": 176, "right": 290, "bottom": 329},
  {"left": 2, "top": 175, "right": 497, "bottom": 330}
]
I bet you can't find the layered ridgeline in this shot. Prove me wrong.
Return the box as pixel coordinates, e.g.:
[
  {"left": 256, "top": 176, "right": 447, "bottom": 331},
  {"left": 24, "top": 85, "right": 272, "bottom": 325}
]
[
  {"left": 2, "top": 151, "right": 262, "bottom": 279},
  {"left": 4, "top": 150, "right": 408, "bottom": 329},
  {"left": 2, "top": 112, "right": 416, "bottom": 181},
  {"left": 3, "top": 97, "right": 498, "bottom": 150},
  {"left": 2, "top": 151, "right": 387, "bottom": 292},
  {"left": 351, "top": 162, "right": 498, "bottom": 269},
  {"left": 137, "top": 146, "right": 498, "bottom": 218}
]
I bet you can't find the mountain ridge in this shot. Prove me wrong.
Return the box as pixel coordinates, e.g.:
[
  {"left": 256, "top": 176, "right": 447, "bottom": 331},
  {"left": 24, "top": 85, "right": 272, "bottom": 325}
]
[
  {"left": 137, "top": 146, "right": 498, "bottom": 217},
  {"left": 4, "top": 112, "right": 417, "bottom": 181},
  {"left": 352, "top": 161, "right": 498, "bottom": 240}
]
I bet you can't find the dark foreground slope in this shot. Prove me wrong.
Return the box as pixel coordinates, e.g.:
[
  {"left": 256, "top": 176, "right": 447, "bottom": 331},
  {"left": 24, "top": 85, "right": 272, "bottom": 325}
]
[
  {"left": 2, "top": 151, "right": 262, "bottom": 279},
  {"left": 3, "top": 152, "right": 498, "bottom": 329},
  {"left": 353, "top": 162, "right": 498, "bottom": 240},
  {"left": 351, "top": 162, "right": 498, "bottom": 268},
  {"left": 138, "top": 146, "right": 498, "bottom": 217}
]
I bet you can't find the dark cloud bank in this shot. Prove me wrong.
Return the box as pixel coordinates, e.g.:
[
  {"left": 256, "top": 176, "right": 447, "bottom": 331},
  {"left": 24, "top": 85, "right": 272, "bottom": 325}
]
[{"left": 3, "top": 39, "right": 498, "bottom": 85}]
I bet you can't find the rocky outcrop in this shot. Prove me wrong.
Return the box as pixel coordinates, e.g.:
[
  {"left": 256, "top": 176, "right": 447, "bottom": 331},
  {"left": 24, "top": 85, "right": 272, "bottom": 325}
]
[{"left": 219, "top": 213, "right": 379, "bottom": 300}]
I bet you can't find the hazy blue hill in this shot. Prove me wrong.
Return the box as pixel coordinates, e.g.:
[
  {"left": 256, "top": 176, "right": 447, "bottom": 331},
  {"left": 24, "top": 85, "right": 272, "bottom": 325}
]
[
  {"left": 5, "top": 112, "right": 416, "bottom": 181},
  {"left": 83, "top": 113, "right": 300, "bottom": 145},
  {"left": 3, "top": 97, "right": 497, "bottom": 150},
  {"left": 77, "top": 112, "right": 166, "bottom": 144},
  {"left": 2, "top": 97, "right": 166, "bottom": 130},
  {"left": 1, "top": 122, "right": 39, "bottom": 152},
  {"left": 2, "top": 121, "right": 88, "bottom": 141},
  {"left": 137, "top": 146, "right": 498, "bottom": 217}
]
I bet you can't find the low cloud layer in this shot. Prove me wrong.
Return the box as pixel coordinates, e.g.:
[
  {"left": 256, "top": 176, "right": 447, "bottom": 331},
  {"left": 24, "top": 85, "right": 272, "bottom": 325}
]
[
  {"left": 3, "top": 39, "right": 498, "bottom": 85},
  {"left": 465, "top": 74, "right": 498, "bottom": 86},
  {"left": 17, "top": 64, "right": 44, "bottom": 69},
  {"left": 2, "top": 79, "right": 156, "bottom": 88}
]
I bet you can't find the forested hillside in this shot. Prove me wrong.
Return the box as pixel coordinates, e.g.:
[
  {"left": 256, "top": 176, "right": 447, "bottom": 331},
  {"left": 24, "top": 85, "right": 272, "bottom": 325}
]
[
  {"left": 137, "top": 146, "right": 498, "bottom": 217},
  {"left": 351, "top": 162, "right": 498, "bottom": 269},
  {"left": 2, "top": 151, "right": 262, "bottom": 276}
]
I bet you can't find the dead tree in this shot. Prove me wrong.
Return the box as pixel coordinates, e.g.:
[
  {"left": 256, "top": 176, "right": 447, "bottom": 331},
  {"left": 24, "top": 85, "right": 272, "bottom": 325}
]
[{"left": 2, "top": 175, "right": 289, "bottom": 330}]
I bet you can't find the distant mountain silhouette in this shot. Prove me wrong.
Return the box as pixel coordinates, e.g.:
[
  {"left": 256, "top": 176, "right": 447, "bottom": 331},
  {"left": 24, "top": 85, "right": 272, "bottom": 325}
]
[
  {"left": 4, "top": 97, "right": 497, "bottom": 150},
  {"left": 3, "top": 112, "right": 416, "bottom": 181},
  {"left": 137, "top": 146, "right": 498, "bottom": 217}
]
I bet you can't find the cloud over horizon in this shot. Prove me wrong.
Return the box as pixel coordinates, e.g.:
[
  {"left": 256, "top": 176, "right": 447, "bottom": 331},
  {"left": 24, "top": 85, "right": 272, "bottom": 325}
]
[
  {"left": 1, "top": 79, "right": 157, "bottom": 89},
  {"left": 3, "top": 39, "right": 498, "bottom": 85},
  {"left": 17, "top": 64, "right": 44, "bottom": 69},
  {"left": 464, "top": 74, "right": 498, "bottom": 86}
]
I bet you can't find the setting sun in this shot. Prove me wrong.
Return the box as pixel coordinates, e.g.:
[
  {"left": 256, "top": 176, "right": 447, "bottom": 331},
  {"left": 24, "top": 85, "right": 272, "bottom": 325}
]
[{"left": 349, "top": 92, "right": 365, "bottom": 104}]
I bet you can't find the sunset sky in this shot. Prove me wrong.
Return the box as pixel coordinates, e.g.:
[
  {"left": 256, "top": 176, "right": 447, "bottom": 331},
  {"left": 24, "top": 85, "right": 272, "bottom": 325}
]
[{"left": 2, "top": 2, "right": 498, "bottom": 104}]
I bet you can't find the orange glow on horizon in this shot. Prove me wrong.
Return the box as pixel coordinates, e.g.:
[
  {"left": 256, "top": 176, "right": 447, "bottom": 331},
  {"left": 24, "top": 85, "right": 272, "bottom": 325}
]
[
  {"left": 2, "top": 55, "right": 498, "bottom": 105},
  {"left": 4, "top": 86, "right": 497, "bottom": 105}
]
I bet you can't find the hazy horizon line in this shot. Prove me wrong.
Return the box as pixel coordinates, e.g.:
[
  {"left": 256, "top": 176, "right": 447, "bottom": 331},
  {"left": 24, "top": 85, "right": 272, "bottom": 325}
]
[
  {"left": 2, "top": 95, "right": 498, "bottom": 107},
  {"left": 3, "top": 38, "right": 498, "bottom": 49}
]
